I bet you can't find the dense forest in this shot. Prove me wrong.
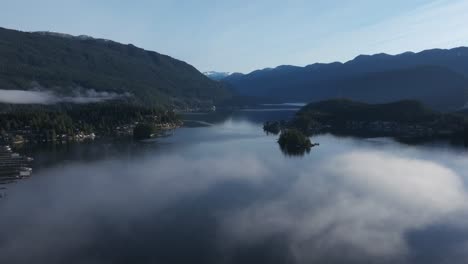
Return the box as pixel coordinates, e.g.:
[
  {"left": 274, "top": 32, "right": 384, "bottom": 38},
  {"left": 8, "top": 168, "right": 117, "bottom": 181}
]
[
  {"left": 265, "top": 99, "right": 468, "bottom": 142},
  {"left": 296, "top": 99, "right": 437, "bottom": 123},
  {"left": 0, "top": 103, "right": 180, "bottom": 143},
  {"left": 0, "top": 27, "right": 231, "bottom": 107}
]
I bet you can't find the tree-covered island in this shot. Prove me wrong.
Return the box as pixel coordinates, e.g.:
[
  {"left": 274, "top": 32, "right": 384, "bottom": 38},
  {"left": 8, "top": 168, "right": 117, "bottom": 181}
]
[
  {"left": 277, "top": 129, "right": 315, "bottom": 156},
  {"left": 265, "top": 99, "right": 468, "bottom": 145}
]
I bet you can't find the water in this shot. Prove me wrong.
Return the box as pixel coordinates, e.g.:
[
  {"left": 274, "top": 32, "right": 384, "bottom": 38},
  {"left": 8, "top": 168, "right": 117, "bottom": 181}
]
[{"left": 2, "top": 109, "right": 468, "bottom": 264}]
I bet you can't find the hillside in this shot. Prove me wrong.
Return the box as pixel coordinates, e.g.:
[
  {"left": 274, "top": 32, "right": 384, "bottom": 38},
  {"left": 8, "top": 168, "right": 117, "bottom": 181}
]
[
  {"left": 223, "top": 48, "right": 468, "bottom": 111},
  {"left": 275, "top": 99, "right": 468, "bottom": 141},
  {"left": 319, "top": 66, "right": 468, "bottom": 111},
  {"left": 0, "top": 27, "right": 231, "bottom": 107},
  {"left": 298, "top": 99, "right": 437, "bottom": 123}
]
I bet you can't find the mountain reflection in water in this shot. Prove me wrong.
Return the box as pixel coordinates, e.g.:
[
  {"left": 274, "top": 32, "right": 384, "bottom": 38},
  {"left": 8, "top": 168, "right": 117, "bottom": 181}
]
[{"left": 1, "top": 109, "right": 468, "bottom": 264}]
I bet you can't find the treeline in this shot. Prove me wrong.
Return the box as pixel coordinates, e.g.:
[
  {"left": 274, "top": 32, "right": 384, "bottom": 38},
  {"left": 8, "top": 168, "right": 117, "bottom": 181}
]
[
  {"left": 297, "top": 99, "right": 437, "bottom": 123},
  {"left": 264, "top": 99, "right": 468, "bottom": 144},
  {"left": 0, "top": 111, "right": 75, "bottom": 141},
  {"left": 66, "top": 104, "right": 179, "bottom": 135},
  {"left": 0, "top": 103, "right": 180, "bottom": 141}
]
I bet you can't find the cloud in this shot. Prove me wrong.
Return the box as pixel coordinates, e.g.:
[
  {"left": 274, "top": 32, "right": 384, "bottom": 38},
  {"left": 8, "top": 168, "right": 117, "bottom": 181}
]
[
  {"left": 0, "top": 88, "right": 130, "bottom": 104},
  {"left": 0, "top": 89, "right": 54, "bottom": 104}
]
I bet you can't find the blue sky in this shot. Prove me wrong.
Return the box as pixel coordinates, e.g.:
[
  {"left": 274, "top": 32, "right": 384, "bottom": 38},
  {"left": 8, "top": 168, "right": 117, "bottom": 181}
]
[{"left": 1, "top": 0, "right": 468, "bottom": 73}]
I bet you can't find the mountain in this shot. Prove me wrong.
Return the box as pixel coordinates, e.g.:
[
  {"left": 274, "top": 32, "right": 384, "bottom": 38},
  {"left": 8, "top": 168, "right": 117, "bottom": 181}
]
[
  {"left": 0, "top": 27, "right": 231, "bottom": 107},
  {"left": 223, "top": 47, "right": 468, "bottom": 111},
  {"left": 203, "top": 71, "right": 231, "bottom": 81}
]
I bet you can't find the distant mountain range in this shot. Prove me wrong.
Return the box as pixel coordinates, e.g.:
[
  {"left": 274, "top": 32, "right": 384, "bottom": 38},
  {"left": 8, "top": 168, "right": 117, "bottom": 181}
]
[
  {"left": 3, "top": 26, "right": 468, "bottom": 112},
  {"left": 0, "top": 27, "right": 231, "bottom": 107},
  {"left": 222, "top": 48, "right": 468, "bottom": 111},
  {"left": 203, "top": 71, "right": 231, "bottom": 81}
]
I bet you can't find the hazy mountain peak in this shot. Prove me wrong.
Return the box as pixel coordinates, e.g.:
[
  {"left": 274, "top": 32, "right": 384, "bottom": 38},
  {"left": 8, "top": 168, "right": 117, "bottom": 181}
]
[
  {"left": 203, "top": 71, "right": 231, "bottom": 81},
  {"left": 33, "top": 31, "right": 116, "bottom": 43}
]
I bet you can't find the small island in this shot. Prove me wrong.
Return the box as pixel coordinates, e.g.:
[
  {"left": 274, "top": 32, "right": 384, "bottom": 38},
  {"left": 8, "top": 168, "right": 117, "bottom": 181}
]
[
  {"left": 277, "top": 129, "right": 315, "bottom": 156},
  {"left": 265, "top": 99, "right": 468, "bottom": 148}
]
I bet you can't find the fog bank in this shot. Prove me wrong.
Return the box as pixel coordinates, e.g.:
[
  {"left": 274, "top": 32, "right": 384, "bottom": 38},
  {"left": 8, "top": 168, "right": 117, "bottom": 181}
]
[{"left": 0, "top": 89, "right": 130, "bottom": 104}]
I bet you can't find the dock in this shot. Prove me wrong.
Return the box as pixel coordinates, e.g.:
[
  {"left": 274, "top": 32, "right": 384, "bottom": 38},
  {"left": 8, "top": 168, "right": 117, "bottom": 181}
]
[{"left": 0, "top": 145, "right": 33, "bottom": 198}]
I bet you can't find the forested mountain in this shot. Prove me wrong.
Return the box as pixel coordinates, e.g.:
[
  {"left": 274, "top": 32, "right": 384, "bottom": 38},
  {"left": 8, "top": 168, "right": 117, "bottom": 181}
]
[
  {"left": 0, "top": 27, "right": 231, "bottom": 107},
  {"left": 223, "top": 47, "right": 468, "bottom": 111}
]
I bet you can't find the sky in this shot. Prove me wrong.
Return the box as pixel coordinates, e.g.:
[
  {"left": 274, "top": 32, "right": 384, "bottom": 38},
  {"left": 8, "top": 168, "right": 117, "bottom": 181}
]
[{"left": 1, "top": 0, "right": 468, "bottom": 73}]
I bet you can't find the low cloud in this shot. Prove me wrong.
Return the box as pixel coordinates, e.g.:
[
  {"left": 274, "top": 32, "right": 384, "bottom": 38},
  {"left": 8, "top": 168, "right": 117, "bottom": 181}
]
[{"left": 0, "top": 88, "right": 130, "bottom": 104}]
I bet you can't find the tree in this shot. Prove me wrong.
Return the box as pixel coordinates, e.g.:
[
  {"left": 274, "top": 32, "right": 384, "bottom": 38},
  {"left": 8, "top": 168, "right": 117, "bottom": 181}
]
[
  {"left": 278, "top": 129, "right": 313, "bottom": 156},
  {"left": 133, "top": 123, "right": 155, "bottom": 140},
  {"left": 263, "top": 121, "right": 281, "bottom": 135}
]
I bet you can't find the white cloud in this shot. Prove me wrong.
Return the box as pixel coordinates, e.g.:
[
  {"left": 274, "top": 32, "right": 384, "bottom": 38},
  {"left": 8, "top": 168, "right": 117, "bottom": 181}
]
[{"left": 0, "top": 88, "right": 130, "bottom": 105}]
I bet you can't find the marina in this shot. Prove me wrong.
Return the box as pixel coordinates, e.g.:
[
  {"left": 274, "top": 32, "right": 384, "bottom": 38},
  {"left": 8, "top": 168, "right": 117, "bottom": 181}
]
[{"left": 0, "top": 145, "right": 33, "bottom": 198}]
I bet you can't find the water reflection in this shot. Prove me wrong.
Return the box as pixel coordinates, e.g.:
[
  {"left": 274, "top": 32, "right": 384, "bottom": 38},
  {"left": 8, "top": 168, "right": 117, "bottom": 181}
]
[
  {"left": 221, "top": 149, "right": 468, "bottom": 263},
  {"left": 278, "top": 143, "right": 312, "bottom": 157},
  {"left": 1, "top": 109, "right": 468, "bottom": 263}
]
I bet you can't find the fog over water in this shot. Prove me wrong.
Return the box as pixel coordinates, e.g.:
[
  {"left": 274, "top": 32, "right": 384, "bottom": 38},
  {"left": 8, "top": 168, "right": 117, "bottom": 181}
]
[{"left": 2, "top": 110, "right": 468, "bottom": 263}]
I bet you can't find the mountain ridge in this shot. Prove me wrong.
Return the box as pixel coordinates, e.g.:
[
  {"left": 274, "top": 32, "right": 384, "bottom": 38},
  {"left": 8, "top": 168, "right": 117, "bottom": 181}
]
[
  {"left": 0, "top": 27, "right": 231, "bottom": 108},
  {"left": 228, "top": 46, "right": 468, "bottom": 76},
  {"left": 222, "top": 47, "right": 468, "bottom": 111}
]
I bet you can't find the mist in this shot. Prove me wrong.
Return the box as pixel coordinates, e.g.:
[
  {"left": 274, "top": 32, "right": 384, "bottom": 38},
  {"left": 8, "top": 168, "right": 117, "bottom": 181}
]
[
  {"left": 0, "top": 89, "right": 130, "bottom": 104},
  {"left": 2, "top": 128, "right": 468, "bottom": 264}
]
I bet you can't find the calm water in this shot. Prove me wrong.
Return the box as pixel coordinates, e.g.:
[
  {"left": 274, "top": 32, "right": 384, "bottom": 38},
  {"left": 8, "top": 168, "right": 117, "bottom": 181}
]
[{"left": 2, "top": 109, "right": 468, "bottom": 264}]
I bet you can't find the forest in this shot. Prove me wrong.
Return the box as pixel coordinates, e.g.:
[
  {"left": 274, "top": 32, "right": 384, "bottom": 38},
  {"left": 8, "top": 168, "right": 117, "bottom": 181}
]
[{"left": 0, "top": 103, "right": 180, "bottom": 143}]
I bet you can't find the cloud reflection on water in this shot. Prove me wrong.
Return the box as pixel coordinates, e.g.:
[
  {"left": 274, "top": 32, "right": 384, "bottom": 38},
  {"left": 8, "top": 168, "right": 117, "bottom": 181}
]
[
  {"left": 220, "top": 150, "right": 468, "bottom": 263},
  {"left": 1, "top": 133, "right": 468, "bottom": 263},
  {"left": 0, "top": 151, "right": 272, "bottom": 263}
]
